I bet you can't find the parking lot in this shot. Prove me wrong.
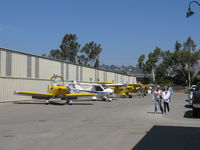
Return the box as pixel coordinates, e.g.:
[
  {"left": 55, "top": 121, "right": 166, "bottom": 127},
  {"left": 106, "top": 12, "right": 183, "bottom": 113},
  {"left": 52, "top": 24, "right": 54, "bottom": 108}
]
[{"left": 0, "top": 92, "right": 200, "bottom": 150}]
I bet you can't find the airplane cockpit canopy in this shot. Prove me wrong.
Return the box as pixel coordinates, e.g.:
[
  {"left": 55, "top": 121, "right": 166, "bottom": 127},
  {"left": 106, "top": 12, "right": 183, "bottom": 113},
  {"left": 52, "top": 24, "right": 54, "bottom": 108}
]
[
  {"left": 95, "top": 85, "right": 104, "bottom": 91},
  {"left": 101, "top": 84, "right": 108, "bottom": 89},
  {"left": 51, "top": 75, "right": 64, "bottom": 86}
]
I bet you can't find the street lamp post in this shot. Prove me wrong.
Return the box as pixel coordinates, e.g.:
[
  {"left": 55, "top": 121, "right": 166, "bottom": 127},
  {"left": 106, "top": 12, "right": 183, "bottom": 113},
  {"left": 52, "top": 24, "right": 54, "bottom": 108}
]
[{"left": 186, "top": 1, "right": 200, "bottom": 17}]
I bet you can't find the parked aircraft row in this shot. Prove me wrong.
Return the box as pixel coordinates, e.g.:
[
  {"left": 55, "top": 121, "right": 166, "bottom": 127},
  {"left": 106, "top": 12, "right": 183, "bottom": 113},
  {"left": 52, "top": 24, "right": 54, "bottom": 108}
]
[{"left": 15, "top": 74, "right": 148, "bottom": 105}]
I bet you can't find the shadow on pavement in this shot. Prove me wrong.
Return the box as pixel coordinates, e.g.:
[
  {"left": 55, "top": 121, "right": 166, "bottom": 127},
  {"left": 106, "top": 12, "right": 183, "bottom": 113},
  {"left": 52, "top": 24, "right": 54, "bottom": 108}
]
[
  {"left": 13, "top": 101, "right": 93, "bottom": 106},
  {"left": 184, "top": 110, "right": 193, "bottom": 118},
  {"left": 147, "top": 112, "right": 163, "bottom": 114},
  {"left": 131, "top": 125, "right": 200, "bottom": 150},
  {"left": 184, "top": 110, "right": 200, "bottom": 118},
  {"left": 185, "top": 104, "right": 192, "bottom": 108},
  {"left": 13, "top": 101, "right": 67, "bottom": 106},
  {"left": 71, "top": 103, "right": 94, "bottom": 105},
  {"left": 13, "top": 101, "right": 47, "bottom": 105}
]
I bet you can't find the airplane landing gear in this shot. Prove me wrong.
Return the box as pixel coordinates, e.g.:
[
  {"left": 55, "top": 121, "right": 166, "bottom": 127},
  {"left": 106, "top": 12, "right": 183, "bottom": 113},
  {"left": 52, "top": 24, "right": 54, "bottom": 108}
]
[
  {"left": 122, "top": 95, "right": 126, "bottom": 98},
  {"left": 45, "top": 100, "right": 49, "bottom": 105},
  {"left": 108, "top": 98, "right": 112, "bottom": 102},
  {"left": 66, "top": 98, "right": 73, "bottom": 105},
  {"left": 129, "top": 95, "right": 132, "bottom": 98},
  {"left": 102, "top": 96, "right": 107, "bottom": 101},
  {"left": 92, "top": 96, "right": 97, "bottom": 101},
  {"left": 102, "top": 96, "right": 112, "bottom": 102},
  {"left": 68, "top": 100, "right": 73, "bottom": 105}
]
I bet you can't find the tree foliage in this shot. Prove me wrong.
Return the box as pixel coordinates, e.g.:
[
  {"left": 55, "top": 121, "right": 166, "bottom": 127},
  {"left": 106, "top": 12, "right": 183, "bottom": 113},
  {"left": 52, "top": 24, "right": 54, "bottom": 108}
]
[
  {"left": 81, "top": 41, "right": 102, "bottom": 68},
  {"left": 137, "top": 37, "right": 200, "bottom": 86},
  {"left": 48, "top": 34, "right": 102, "bottom": 67},
  {"left": 59, "top": 34, "right": 80, "bottom": 63},
  {"left": 49, "top": 49, "right": 62, "bottom": 60}
]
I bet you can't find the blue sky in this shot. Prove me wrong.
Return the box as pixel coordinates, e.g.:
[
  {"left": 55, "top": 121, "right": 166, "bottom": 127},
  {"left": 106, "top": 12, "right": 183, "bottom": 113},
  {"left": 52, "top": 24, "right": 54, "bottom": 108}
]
[{"left": 0, "top": 0, "right": 200, "bottom": 66}]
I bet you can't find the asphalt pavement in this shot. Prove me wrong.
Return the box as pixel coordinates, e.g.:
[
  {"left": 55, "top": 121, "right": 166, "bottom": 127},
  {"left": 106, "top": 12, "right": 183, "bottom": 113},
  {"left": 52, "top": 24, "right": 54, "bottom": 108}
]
[{"left": 0, "top": 92, "right": 199, "bottom": 150}]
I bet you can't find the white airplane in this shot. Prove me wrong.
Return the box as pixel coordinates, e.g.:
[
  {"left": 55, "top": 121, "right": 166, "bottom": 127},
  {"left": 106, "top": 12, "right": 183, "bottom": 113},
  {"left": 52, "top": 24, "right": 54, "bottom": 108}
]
[{"left": 68, "top": 81, "right": 114, "bottom": 102}]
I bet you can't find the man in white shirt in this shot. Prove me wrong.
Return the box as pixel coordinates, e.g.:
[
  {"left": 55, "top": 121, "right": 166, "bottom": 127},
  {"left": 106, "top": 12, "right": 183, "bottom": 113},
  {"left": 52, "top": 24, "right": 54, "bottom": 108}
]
[{"left": 162, "top": 86, "right": 171, "bottom": 114}]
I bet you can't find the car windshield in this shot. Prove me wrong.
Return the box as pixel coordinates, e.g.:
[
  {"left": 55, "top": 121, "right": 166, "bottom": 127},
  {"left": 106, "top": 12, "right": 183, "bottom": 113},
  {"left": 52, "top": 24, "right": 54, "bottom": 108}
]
[{"left": 51, "top": 76, "right": 64, "bottom": 86}]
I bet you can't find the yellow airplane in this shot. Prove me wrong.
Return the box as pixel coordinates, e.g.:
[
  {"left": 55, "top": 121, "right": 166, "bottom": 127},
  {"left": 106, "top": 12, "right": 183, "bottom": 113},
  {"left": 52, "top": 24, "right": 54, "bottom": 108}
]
[
  {"left": 141, "top": 83, "right": 149, "bottom": 96},
  {"left": 98, "top": 82, "right": 143, "bottom": 98},
  {"left": 15, "top": 74, "right": 96, "bottom": 105}
]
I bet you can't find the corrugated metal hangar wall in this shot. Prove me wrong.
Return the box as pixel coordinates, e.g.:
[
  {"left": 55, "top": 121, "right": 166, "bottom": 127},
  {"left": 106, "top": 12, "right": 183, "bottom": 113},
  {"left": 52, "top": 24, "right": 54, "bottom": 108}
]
[{"left": 0, "top": 48, "right": 136, "bottom": 102}]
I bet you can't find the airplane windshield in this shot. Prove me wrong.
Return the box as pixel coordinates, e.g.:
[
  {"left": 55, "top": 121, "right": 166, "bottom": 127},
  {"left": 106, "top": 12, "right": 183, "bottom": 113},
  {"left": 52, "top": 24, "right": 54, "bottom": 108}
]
[
  {"left": 101, "top": 84, "right": 108, "bottom": 89},
  {"left": 51, "top": 76, "right": 64, "bottom": 86},
  {"left": 95, "top": 85, "right": 104, "bottom": 91}
]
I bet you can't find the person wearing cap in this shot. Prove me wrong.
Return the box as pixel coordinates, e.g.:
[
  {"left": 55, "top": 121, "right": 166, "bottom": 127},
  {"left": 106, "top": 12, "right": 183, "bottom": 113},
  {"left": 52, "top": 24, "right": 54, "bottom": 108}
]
[{"left": 152, "top": 85, "right": 163, "bottom": 113}]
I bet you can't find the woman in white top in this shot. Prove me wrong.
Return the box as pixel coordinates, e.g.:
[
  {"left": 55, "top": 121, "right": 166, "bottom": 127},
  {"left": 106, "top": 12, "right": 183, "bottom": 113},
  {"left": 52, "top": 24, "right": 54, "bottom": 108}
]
[
  {"left": 152, "top": 85, "right": 163, "bottom": 113},
  {"left": 162, "top": 86, "right": 171, "bottom": 114}
]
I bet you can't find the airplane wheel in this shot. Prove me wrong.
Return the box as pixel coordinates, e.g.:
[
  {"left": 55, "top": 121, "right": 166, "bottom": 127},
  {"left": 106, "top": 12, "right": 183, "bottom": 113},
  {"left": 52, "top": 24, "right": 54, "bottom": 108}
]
[
  {"left": 129, "top": 95, "right": 132, "bottom": 98},
  {"left": 68, "top": 100, "right": 73, "bottom": 105},
  {"left": 102, "top": 96, "right": 108, "bottom": 101},
  {"left": 122, "top": 95, "right": 126, "bottom": 98},
  {"left": 103, "top": 98, "right": 107, "bottom": 101},
  {"left": 67, "top": 99, "right": 73, "bottom": 105},
  {"left": 92, "top": 96, "right": 97, "bottom": 101},
  {"left": 45, "top": 100, "right": 49, "bottom": 105}
]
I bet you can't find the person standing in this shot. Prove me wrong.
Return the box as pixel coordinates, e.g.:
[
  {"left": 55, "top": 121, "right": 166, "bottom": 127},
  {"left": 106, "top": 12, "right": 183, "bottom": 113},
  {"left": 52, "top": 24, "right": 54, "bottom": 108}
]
[
  {"left": 162, "top": 86, "right": 171, "bottom": 114},
  {"left": 140, "top": 87, "right": 145, "bottom": 98},
  {"left": 152, "top": 85, "right": 163, "bottom": 113},
  {"left": 168, "top": 86, "right": 174, "bottom": 102}
]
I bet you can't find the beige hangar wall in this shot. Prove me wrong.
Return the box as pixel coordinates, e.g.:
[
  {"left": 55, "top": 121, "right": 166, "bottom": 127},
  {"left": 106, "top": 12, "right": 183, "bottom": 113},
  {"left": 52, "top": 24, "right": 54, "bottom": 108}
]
[{"left": 0, "top": 48, "right": 136, "bottom": 102}]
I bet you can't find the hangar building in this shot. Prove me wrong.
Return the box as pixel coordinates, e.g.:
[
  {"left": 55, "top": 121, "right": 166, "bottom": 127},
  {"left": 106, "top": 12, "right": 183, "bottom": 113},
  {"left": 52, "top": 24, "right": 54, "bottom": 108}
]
[{"left": 0, "top": 48, "right": 136, "bottom": 102}]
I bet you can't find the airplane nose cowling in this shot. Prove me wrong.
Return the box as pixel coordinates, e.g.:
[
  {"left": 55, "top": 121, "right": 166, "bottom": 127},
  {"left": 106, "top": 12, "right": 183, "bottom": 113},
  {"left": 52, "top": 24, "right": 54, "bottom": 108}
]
[{"left": 105, "top": 89, "right": 114, "bottom": 95}]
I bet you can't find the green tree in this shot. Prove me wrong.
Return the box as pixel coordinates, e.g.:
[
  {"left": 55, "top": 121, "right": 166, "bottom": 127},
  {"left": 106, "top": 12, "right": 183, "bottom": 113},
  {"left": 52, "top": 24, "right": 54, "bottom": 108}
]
[
  {"left": 175, "top": 41, "right": 182, "bottom": 51},
  {"left": 60, "top": 34, "right": 80, "bottom": 63},
  {"left": 137, "top": 37, "right": 200, "bottom": 85},
  {"left": 77, "top": 55, "right": 88, "bottom": 65},
  {"left": 146, "top": 47, "right": 162, "bottom": 81},
  {"left": 183, "top": 37, "right": 197, "bottom": 87},
  {"left": 49, "top": 49, "right": 62, "bottom": 60},
  {"left": 155, "top": 50, "right": 173, "bottom": 83},
  {"left": 81, "top": 41, "right": 102, "bottom": 67},
  {"left": 138, "top": 54, "right": 146, "bottom": 72}
]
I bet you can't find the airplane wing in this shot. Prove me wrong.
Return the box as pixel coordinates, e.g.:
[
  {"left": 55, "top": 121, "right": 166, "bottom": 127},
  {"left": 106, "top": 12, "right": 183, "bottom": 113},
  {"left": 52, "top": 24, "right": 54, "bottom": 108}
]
[
  {"left": 105, "top": 84, "right": 125, "bottom": 87},
  {"left": 65, "top": 93, "right": 96, "bottom": 97},
  {"left": 15, "top": 91, "right": 53, "bottom": 99},
  {"left": 98, "top": 82, "right": 124, "bottom": 86},
  {"left": 70, "top": 89, "right": 109, "bottom": 95}
]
